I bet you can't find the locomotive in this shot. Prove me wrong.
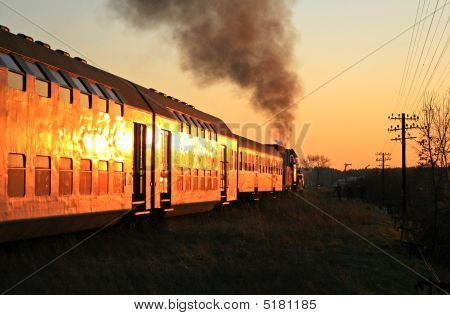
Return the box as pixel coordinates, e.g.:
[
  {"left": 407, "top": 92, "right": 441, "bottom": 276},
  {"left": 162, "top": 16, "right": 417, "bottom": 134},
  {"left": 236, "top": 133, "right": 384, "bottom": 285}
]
[{"left": 0, "top": 26, "right": 303, "bottom": 243}]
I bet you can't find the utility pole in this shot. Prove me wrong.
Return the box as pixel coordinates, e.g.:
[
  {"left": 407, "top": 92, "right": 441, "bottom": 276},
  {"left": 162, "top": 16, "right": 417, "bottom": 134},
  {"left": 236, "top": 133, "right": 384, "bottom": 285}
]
[
  {"left": 388, "top": 113, "right": 418, "bottom": 238},
  {"left": 376, "top": 152, "right": 391, "bottom": 206},
  {"left": 344, "top": 163, "right": 352, "bottom": 183}
]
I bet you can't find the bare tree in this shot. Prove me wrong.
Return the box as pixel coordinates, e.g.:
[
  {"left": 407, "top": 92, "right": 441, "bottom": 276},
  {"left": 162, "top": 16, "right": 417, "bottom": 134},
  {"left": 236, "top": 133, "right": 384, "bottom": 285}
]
[
  {"left": 416, "top": 91, "right": 450, "bottom": 254},
  {"left": 304, "top": 154, "right": 331, "bottom": 186}
]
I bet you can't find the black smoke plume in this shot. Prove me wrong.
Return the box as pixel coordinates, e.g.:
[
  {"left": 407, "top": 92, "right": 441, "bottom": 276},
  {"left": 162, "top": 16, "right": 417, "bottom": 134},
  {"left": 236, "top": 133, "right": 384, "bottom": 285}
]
[{"left": 108, "top": 0, "right": 301, "bottom": 142}]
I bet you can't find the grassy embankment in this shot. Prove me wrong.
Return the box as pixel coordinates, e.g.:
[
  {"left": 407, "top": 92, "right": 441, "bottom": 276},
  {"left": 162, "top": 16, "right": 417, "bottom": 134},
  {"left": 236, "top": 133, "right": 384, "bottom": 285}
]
[{"left": 0, "top": 190, "right": 447, "bottom": 294}]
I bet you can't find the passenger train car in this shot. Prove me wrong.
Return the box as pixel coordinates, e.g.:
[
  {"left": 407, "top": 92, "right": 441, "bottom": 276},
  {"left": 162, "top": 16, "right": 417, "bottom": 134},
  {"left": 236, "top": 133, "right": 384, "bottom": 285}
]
[{"left": 0, "top": 26, "right": 301, "bottom": 243}]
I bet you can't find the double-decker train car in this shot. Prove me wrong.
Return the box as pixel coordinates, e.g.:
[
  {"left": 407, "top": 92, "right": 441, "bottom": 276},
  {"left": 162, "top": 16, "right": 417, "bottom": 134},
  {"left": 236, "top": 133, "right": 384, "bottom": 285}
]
[
  {"left": 0, "top": 26, "right": 301, "bottom": 243},
  {"left": 236, "top": 136, "right": 283, "bottom": 199}
]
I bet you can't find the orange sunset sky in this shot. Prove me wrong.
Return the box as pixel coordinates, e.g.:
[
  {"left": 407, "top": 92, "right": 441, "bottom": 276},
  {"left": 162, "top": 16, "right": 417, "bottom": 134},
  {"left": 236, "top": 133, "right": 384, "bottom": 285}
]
[{"left": 1, "top": 0, "right": 448, "bottom": 169}]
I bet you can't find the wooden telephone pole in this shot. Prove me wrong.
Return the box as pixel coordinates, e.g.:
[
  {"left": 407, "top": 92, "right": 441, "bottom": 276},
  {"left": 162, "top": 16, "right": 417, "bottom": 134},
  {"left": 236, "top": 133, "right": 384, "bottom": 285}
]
[
  {"left": 375, "top": 152, "right": 391, "bottom": 206},
  {"left": 388, "top": 113, "right": 418, "bottom": 237}
]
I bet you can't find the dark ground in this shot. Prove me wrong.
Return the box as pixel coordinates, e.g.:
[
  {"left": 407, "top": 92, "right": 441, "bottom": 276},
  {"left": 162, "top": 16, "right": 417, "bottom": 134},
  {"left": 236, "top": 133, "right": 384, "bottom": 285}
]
[{"left": 0, "top": 190, "right": 447, "bottom": 294}]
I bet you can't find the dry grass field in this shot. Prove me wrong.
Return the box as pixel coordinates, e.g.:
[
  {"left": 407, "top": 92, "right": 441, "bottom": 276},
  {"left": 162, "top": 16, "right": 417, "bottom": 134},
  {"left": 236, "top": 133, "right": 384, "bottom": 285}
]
[{"left": 0, "top": 190, "right": 447, "bottom": 294}]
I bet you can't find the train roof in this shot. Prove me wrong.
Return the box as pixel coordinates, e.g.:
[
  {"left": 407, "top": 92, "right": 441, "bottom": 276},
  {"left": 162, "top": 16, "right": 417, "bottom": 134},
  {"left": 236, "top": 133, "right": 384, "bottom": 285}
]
[
  {"left": 0, "top": 28, "right": 233, "bottom": 137},
  {"left": 144, "top": 88, "right": 233, "bottom": 137},
  {"left": 236, "top": 135, "right": 281, "bottom": 156}
]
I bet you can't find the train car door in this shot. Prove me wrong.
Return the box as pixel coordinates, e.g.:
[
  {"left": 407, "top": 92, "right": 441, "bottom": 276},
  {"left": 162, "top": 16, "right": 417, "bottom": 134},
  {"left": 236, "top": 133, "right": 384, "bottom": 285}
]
[
  {"left": 133, "top": 123, "right": 146, "bottom": 206},
  {"left": 160, "top": 130, "right": 171, "bottom": 208},
  {"left": 220, "top": 145, "right": 227, "bottom": 201}
]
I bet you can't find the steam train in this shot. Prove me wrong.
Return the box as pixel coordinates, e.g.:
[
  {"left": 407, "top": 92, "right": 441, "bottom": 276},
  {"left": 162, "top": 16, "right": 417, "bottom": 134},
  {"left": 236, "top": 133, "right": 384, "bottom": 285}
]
[{"left": 0, "top": 26, "right": 304, "bottom": 243}]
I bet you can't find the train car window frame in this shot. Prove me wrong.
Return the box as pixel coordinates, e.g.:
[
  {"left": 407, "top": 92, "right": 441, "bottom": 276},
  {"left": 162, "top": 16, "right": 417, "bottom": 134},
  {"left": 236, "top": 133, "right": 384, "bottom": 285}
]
[
  {"left": 71, "top": 77, "right": 92, "bottom": 108},
  {"left": 98, "top": 160, "right": 109, "bottom": 195},
  {"left": 209, "top": 124, "right": 218, "bottom": 141},
  {"left": 80, "top": 159, "right": 92, "bottom": 195},
  {"left": 205, "top": 123, "right": 215, "bottom": 141},
  {"left": 113, "top": 162, "right": 125, "bottom": 194},
  {"left": 196, "top": 119, "right": 206, "bottom": 138},
  {"left": 172, "top": 112, "right": 184, "bottom": 132},
  {"left": 180, "top": 114, "right": 192, "bottom": 135},
  {"left": 50, "top": 69, "right": 73, "bottom": 104},
  {"left": 104, "top": 87, "right": 122, "bottom": 104},
  {"left": 190, "top": 117, "right": 202, "bottom": 137},
  {"left": 35, "top": 156, "right": 51, "bottom": 196},
  {"left": 59, "top": 157, "right": 73, "bottom": 196},
  {"left": 0, "top": 52, "right": 26, "bottom": 91},
  {"left": 25, "top": 61, "right": 50, "bottom": 98},
  {"left": 185, "top": 115, "right": 198, "bottom": 137},
  {"left": 0, "top": 52, "right": 23, "bottom": 72},
  {"left": 89, "top": 82, "right": 106, "bottom": 98},
  {"left": 7, "top": 153, "right": 26, "bottom": 197}
]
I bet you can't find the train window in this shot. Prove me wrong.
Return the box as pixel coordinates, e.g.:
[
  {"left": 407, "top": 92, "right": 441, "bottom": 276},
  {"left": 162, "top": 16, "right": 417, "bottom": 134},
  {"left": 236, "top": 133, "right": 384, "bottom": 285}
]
[
  {"left": 98, "top": 98, "right": 108, "bottom": 113},
  {"left": 50, "top": 70, "right": 72, "bottom": 104},
  {"left": 172, "top": 112, "right": 183, "bottom": 132},
  {"left": 98, "top": 161, "right": 109, "bottom": 195},
  {"left": 186, "top": 116, "right": 198, "bottom": 137},
  {"left": 184, "top": 168, "right": 191, "bottom": 191},
  {"left": 104, "top": 88, "right": 122, "bottom": 104},
  {"left": 210, "top": 124, "right": 218, "bottom": 141},
  {"left": 35, "top": 156, "right": 51, "bottom": 196},
  {"left": 113, "top": 162, "right": 125, "bottom": 194},
  {"left": 206, "top": 123, "right": 215, "bottom": 141},
  {"left": 195, "top": 119, "right": 205, "bottom": 138},
  {"left": 191, "top": 117, "right": 201, "bottom": 137},
  {"left": 35, "top": 79, "right": 50, "bottom": 98},
  {"left": 7, "top": 71, "right": 25, "bottom": 91},
  {"left": 90, "top": 83, "right": 106, "bottom": 99},
  {"left": 59, "top": 157, "right": 73, "bottom": 196},
  {"left": 0, "top": 52, "right": 25, "bottom": 91},
  {"left": 7, "top": 153, "right": 26, "bottom": 197},
  {"left": 204, "top": 125, "right": 210, "bottom": 140},
  {"left": 80, "top": 159, "right": 92, "bottom": 195},
  {"left": 0, "top": 52, "right": 22, "bottom": 72},
  {"left": 177, "top": 167, "right": 183, "bottom": 191},
  {"left": 193, "top": 169, "right": 199, "bottom": 190},
  {"left": 71, "top": 77, "right": 89, "bottom": 94},
  {"left": 25, "top": 61, "right": 50, "bottom": 98},
  {"left": 80, "top": 93, "right": 91, "bottom": 109},
  {"left": 200, "top": 170, "right": 206, "bottom": 190},
  {"left": 49, "top": 69, "right": 69, "bottom": 87},
  {"left": 181, "top": 114, "right": 191, "bottom": 134},
  {"left": 25, "top": 62, "right": 46, "bottom": 80}
]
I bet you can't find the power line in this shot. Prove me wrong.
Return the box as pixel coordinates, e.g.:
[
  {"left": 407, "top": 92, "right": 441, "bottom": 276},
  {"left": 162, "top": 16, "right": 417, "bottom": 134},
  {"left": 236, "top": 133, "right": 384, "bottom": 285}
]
[
  {"left": 399, "top": 0, "right": 429, "bottom": 109},
  {"left": 412, "top": 35, "right": 449, "bottom": 112},
  {"left": 402, "top": 0, "right": 441, "bottom": 109},
  {"left": 261, "top": 1, "right": 450, "bottom": 129},
  {"left": 406, "top": 0, "right": 448, "bottom": 107},
  {"left": 407, "top": 12, "right": 450, "bottom": 111},
  {"left": 0, "top": 0, "right": 103, "bottom": 69},
  {"left": 395, "top": 0, "right": 423, "bottom": 111}
]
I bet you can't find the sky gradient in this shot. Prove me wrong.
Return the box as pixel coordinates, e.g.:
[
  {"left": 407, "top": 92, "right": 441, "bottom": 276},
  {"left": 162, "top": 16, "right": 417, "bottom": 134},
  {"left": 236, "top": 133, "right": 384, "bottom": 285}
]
[{"left": 0, "top": 0, "right": 448, "bottom": 169}]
